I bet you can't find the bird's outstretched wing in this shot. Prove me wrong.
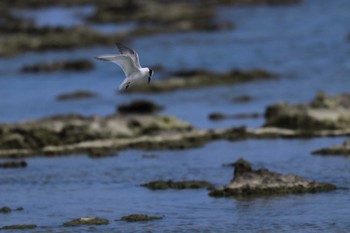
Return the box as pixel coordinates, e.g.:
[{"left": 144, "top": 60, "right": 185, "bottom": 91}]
[
  {"left": 95, "top": 55, "right": 138, "bottom": 77},
  {"left": 115, "top": 43, "right": 141, "bottom": 68}
]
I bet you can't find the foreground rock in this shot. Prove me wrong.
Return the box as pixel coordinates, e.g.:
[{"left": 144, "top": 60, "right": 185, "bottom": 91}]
[
  {"left": 0, "top": 224, "right": 37, "bottom": 230},
  {"left": 63, "top": 217, "right": 109, "bottom": 227},
  {"left": 312, "top": 140, "right": 350, "bottom": 156},
  {"left": 127, "top": 69, "right": 277, "bottom": 93},
  {"left": 209, "top": 159, "right": 337, "bottom": 197},
  {"left": 56, "top": 90, "right": 98, "bottom": 101},
  {"left": 141, "top": 180, "right": 213, "bottom": 190},
  {"left": 20, "top": 59, "right": 94, "bottom": 73},
  {"left": 120, "top": 214, "right": 163, "bottom": 222},
  {"left": 264, "top": 92, "right": 350, "bottom": 132}
]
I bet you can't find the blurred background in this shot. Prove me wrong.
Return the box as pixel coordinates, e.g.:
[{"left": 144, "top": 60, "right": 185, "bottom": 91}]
[{"left": 0, "top": 0, "right": 350, "bottom": 232}]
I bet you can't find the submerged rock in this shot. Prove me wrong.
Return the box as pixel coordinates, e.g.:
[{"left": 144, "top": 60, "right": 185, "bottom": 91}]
[
  {"left": 63, "top": 217, "right": 109, "bottom": 227},
  {"left": 117, "top": 100, "right": 163, "bottom": 114},
  {"left": 120, "top": 214, "right": 163, "bottom": 222},
  {"left": 0, "top": 224, "right": 37, "bottom": 230},
  {"left": 0, "top": 160, "right": 27, "bottom": 168},
  {"left": 209, "top": 159, "right": 337, "bottom": 197},
  {"left": 141, "top": 180, "right": 213, "bottom": 190},
  {"left": 128, "top": 69, "right": 277, "bottom": 93},
  {"left": 21, "top": 59, "right": 94, "bottom": 73},
  {"left": 56, "top": 90, "right": 98, "bottom": 101},
  {"left": 312, "top": 140, "right": 350, "bottom": 156},
  {"left": 264, "top": 92, "right": 350, "bottom": 131}
]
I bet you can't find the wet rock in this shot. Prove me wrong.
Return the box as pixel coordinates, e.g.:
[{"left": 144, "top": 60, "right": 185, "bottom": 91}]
[
  {"left": 209, "top": 159, "right": 337, "bottom": 197},
  {"left": 0, "top": 160, "right": 27, "bottom": 168},
  {"left": 312, "top": 140, "right": 350, "bottom": 156},
  {"left": 232, "top": 95, "right": 253, "bottom": 103},
  {"left": 208, "top": 112, "right": 261, "bottom": 121},
  {"left": 63, "top": 217, "right": 109, "bottom": 227},
  {"left": 120, "top": 214, "right": 163, "bottom": 222},
  {"left": 56, "top": 90, "right": 98, "bottom": 101},
  {"left": 128, "top": 69, "right": 277, "bottom": 93},
  {"left": 0, "top": 224, "right": 37, "bottom": 230},
  {"left": 141, "top": 180, "right": 213, "bottom": 190},
  {"left": 142, "top": 154, "right": 159, "bottom": 159},
  {"left": 86, "top": 148, "right": 118, "bottom": 158},
  {"left": 0, "top": 207, "right": 11, "bottom": 214},
  {"left": 264, "top": 92, "right": 350, "bottom": 131},
  {"left": 117, "top": 100, "right": 163, "bottom": 114},
  {"left": 21, "top": 59, "right": 94, "bottom": 73}
]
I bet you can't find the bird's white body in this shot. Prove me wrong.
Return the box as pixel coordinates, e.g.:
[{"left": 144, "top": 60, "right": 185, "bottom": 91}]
[{"left": 95, "top": 43, "right": 153, "bottom": 90}]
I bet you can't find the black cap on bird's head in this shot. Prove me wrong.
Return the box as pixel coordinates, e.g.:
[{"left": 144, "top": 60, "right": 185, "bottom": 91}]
[{"left": 148, "top": 68, "right": 153, "bottom": 84}]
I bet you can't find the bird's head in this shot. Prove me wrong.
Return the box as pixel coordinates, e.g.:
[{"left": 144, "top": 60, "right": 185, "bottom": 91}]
[{"left": 147, "top": 68, "right": 153, "bottom": 84}]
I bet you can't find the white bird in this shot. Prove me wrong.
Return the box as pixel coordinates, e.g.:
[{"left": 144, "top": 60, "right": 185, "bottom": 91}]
[{"left": 95, "top": 43, "right": 153, "bottom": 90}]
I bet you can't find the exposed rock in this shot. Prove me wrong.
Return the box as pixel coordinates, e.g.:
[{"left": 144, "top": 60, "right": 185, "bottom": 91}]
[
  {"left": 63, "top": 217, "right": 109, "bottom": 227},
  {"left": 264, "top": 92, "right": 350, "bottom": 131},
  {"left": 0, "top": 207, "right": 11, "bottom": 214},
  {"left": 117, "top": 100, "right": 163, "bottom": 114},
  {"left": 120, "top": 214, "right": 163, "bottom": 222},
  {"left": 56, "top": 90, "right": 98, "bottom": 101},
  {"left": 312, "top": 140, "right": 350, "bottom": 156},
  {"left": 209, "top": 159, "right": 337, "bottom": 197},
  {"left": 0, "top": 160, "right": 27, "bottom": 168},
  {"left": 0, "top": 224, "right": 37, "bottom": 230},
  {"left": 208, "top": 112, "right": 261, "bottom": 121},
  {"left": 141, "top": 180, "right": 213, "bottom": 190},
  {"left": 86, "top": 148, "right": 118, "bottom": 158},
  {"left": 128, "top": 69, "right": 277, "bottom": 93},
  {"left": 21, "top": 59, "right": 94, "bottom": 73}
]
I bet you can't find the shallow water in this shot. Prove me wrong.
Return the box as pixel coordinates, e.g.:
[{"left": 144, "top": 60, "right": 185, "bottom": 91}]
[{"left": 1, "top": 0, "right": 350, "bottom": 232}]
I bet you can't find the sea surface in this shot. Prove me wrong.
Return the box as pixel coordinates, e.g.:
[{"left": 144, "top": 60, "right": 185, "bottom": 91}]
[{"left": 1, "top": 0, "right": 350, "bottom": 232}]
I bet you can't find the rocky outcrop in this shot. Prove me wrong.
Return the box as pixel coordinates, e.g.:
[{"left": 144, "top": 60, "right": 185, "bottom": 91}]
[
  {"left": 120, "top": 214, "right": 163, "bottom": 222},
  {"left": 0, "top": 224, "right": 37, "bottom": 230},
  {"left": 209, "top": 159, "right": 337, "bottom": 197},
  {"left": 141, "top": 180, "right": 213, "bottom": 190},
  {"left": 63, "top": 217, "right": 109, "bottom": 227},
  {"left": 21, "top": 59, "right": 94, "bottom": 73},
  {"left": 127, "top": 69, "right": 277, "bottom": 93},
  {"left": 264, "top": 92, "right": 350, "bottom": 131},
  {"left": 312, "top": 140, "right": 350, "bottom": 156}
]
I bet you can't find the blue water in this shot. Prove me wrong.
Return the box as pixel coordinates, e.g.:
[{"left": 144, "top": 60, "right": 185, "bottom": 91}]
[{"left": 1, "top": 0, "right": 350, "bottom": 232}]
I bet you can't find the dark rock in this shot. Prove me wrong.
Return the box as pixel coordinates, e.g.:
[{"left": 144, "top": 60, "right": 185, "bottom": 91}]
[
  {"left": 209, "top": 112, "right": 261, "bottom": 121},
  {"left": 0, "top": 224, "right": 37, "bottom": 230},
  {"left": 141, "top": 180, "right": 213, "bottom": 190},
  {"left": 117, "top": 100, "right": 163, "bottom": 114},
  {"left": 120, "top": 214, "right": 163, "bottom": 222},
  {"left": 56, "top": 90, "right": 98, "bottom": 101},
  {"left": 127, "top": 69, "right": 277, "bottom": 93},
  {"left": 209, "top": 159, "right": 337, "bottom": 198},
  {"left": 21, "top": 59, "right": 94, "bottom": 73},
  {"left": 0, "top": 160, "right": 27, "bottom": 168},
  {"left": 142, "top": 154, "right": 159, "bottom": 159},
  {"left": 0, "top": 207, "right": 11, "bottom": 214},
  {"left": 232, "top": 95, "right": 253, "bottom": 103},
  {"left": 264, "top": 93, "right": 350, "bottom": 131},
  {"left": 63, "top": 217, "right": 109, "bottom": 227},
  {"left": 86, "top": 148, "right": 118, "bottom": 158}
]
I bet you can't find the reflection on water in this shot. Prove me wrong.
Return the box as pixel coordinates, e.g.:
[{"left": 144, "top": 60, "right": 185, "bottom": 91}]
[{"left": 1, "top": 0, "right": 350, "bottom": 232}]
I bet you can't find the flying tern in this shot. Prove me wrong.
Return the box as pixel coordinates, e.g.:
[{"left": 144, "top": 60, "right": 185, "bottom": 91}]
[{"left": 95, "top": 43, "right": 153, "bottom": 90}]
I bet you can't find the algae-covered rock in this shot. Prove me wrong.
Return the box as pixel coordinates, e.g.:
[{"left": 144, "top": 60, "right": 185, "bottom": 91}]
[
  {"left": 209, "top": 159, "right": 337, "bottom": 197},
  {"left": 120, "top": 214, "right": 163, "bottom": 222},
  {"left": 264, "top": 92, "right": 350, "bottom": 131},
  {"left": 56, "top": 90, "right": 98, "bottom": 101},
  {"left": 117, "top": 100, "right": 163, "bottom": 114},
  {"left": 21, "top": 59, "right": 94, "bottom": 73},
  {"left": 0, "top": 224, "right": 37, "bottom": 230},
  {"left": 128, "top": 69, "right": 277, "bottom": 93},
  {"left": 0, "top": 160, "right": 27, "bottom": 168},
  {"left": 141, "top": 180, "right": 213, "bottom": 190},
  {"left": 63, "top": 217, "right": 109, "bottom": 227},
  {"left": 312, "top": 140, "right": 350, "bottom": 156}
]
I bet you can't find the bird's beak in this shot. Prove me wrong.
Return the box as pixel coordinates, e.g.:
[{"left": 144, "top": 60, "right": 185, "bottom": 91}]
[{"left": 148, "top": 76, "right": 151, "bottom": 84}]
